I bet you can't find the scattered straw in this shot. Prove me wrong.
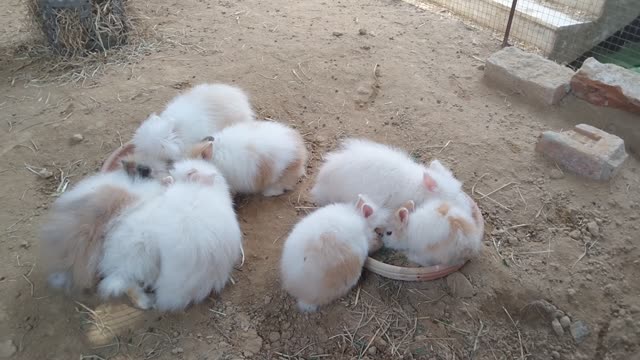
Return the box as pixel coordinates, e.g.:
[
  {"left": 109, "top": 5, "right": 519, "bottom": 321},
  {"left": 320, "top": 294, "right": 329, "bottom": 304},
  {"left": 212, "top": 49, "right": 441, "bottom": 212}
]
[
  {"left": 572, "top": 238, "right": 599, "bottom": 268},
  {"left": 502, "top": 307, "right": 525, "bottom": 360}
]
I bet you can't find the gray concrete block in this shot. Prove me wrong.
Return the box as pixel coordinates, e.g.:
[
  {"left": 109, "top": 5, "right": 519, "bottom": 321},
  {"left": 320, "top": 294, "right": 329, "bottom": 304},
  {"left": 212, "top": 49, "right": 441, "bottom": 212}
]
[
  {"left": 485, "top": 46, "right": 575, "bottom": 105},
  {"left": 535, "top": 124, "right": 628, "bottom": 181}
]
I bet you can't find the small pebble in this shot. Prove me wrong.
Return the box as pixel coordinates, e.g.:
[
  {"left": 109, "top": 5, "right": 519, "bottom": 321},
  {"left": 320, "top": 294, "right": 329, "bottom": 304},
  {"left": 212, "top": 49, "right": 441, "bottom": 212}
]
[
  {"left": 551, "top": 351, "right": 560, "bottom": 359},
  {"left": 171, "top": 347, "right": 183, "bottom": 355},
  {"left": 560, "top": 316, "right": 571, "bottom": 329},
  {"left": 268, "top": 331, "right": 280, "bottom": 342},
  {"left": 550, "top": 168, "right": 565, "bottom": 179},
  {"left": 570, "top": 320, "right": 590, "bottom": 344},
  {"left": 70, "top": 133, "right": 84, "bottom": 144},
  {"left": 551, "top": 318, "right": 564, "bottom": 336},
  {"left": 358, "top": 28, "right": 367, "bottom": 35},
  {"left": 367, "top": 346, "right": 377, "bottom": 355},
  {"left": 37, "top": 168, "right": 54, "bottom": 179},
  {"left": 586, "top": 221, "right": 599, "bottom": 236},
  {"left": 569, "top": 230, "right": 581, "bottom": 240},
  {"left": 477, "top": 64, "right": 485, "bottom": 71},
  {"left": 332, "top": 31, "right": 344, "bottom": 37}
]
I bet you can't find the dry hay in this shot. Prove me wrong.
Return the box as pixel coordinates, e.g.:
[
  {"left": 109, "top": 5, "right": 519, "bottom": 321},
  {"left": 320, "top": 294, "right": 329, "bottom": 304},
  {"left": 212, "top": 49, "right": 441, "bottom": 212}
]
[
  {"left": 26, "top": 0, "right": 130, "bottom": 56},
  {"left": 13, "top": 0, "right": 162, "bottom": 87}
]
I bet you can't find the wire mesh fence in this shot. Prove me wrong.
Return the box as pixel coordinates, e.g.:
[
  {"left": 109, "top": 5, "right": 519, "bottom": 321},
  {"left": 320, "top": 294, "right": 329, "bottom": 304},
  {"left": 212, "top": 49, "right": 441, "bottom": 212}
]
[{"left": 418, "top": 0, "right": 640, "bottom": 71}]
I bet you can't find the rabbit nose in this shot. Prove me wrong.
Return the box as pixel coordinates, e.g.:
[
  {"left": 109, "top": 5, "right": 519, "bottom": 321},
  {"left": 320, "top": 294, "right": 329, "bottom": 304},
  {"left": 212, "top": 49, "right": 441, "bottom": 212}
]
[{"left": 137, "top": 165, "right": 151, "bottom": 178}]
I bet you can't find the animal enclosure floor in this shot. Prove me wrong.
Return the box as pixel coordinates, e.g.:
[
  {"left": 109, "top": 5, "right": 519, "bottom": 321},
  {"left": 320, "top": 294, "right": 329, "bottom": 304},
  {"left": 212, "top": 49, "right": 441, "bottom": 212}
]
[{"left": 0, "top": 0, "right": 639, "bottom": 359}]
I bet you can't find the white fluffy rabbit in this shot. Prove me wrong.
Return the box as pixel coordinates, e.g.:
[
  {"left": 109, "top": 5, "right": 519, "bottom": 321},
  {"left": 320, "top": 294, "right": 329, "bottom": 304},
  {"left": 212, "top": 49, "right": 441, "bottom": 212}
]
[
  {"left": 98, "top": 159, "right": 242, "bottom": 311},
  {"left": 311, "top": 138, "right": 464, "bottom": 210},
  {"left": 281, "top": 195, "right": 387, "bottom": 312},
  {"left": 128, "top": 83, "right": 255, "bottom": 179},
  {"left": 40, "top": 171, "right": 164, "bottom": 292},
  {"left": 189, "top": 120, "right": 308, "bottom": 196},
  {"left": 381, "top": 195, "right": 484, "bottom": 266}
]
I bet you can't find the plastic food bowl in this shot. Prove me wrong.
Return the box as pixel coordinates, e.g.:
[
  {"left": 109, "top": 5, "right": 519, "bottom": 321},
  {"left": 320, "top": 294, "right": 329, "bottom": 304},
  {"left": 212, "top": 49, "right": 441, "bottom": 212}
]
[{"left": 364, "top": 194, "right": 482, "bottom": 281}]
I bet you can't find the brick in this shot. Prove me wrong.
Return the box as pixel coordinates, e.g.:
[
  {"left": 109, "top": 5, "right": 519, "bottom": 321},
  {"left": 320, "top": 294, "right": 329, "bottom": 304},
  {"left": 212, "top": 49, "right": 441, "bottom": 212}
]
[
  {"left": 571, "top": 57, "right": 640, "bottom": 114},
  {"left": 484, "top": 46, "right": 574, "bottom": 105},
  {"left": 535, "top": 124, "right": 628, "bottom": 181}
]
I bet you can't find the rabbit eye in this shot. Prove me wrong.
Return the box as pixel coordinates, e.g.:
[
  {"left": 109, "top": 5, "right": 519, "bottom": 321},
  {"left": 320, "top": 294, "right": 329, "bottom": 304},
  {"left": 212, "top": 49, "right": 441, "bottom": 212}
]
[{"left": 386, "top": 231, "right": 392, "bottom": 236}]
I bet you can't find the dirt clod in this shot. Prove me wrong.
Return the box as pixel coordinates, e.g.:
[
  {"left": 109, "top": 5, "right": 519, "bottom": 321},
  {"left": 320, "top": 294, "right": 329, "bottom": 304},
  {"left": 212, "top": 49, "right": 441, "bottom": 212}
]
[
  {"left": 570, "top": 320, "right": 590, "bottom": 344},
  {"left": 0, "top": 340, "right": 16, "bottom": 358},
  {"left": 551, "top": 318, "right": 564, "bottom": 336},
  {"left": 70, "top": 134, "right": 84, "bottom": 144},
  {"left": 446, "top": 272, "right": 474, "bottom": 298}
]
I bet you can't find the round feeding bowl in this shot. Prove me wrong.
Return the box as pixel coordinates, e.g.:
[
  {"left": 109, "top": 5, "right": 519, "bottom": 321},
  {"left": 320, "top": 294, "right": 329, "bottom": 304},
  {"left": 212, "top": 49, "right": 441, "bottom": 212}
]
[
  {"left": 364, "top": 194, "right": 483, "bottom": 281},
  {"left": 101, "top": 142, "right": 135, "bottom": 173}
]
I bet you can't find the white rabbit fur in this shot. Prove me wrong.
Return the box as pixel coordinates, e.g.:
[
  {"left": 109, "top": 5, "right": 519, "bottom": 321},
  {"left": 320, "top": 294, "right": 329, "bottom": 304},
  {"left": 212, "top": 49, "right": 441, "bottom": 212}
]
[
  {"left": 189, "top": 120, "right": 307, "bottom": 196},
  {"left": 381, "top": 195, "right": 484, "bottom": 266},
  {"left": 130, "top": 83, "right": 255, "bottom": 178},
  {"left": 98, "top": 159, "right": 242, "bottom": 311},
  {"left": 281, "top": 195, "right": 388, "bottom": 312},
  {"left": 311, "top": 138, "right": 464, "bottom": 210},
  {"left": 41, "top": 171, "right": 164, "bottom": 291}
]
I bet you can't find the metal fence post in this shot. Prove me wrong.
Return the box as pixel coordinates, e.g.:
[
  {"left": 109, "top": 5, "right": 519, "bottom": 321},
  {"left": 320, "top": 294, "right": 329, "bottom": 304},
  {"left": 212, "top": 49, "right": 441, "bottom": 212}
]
[{"left": 502, "top": 0, "right": 518, "bottom": 48}]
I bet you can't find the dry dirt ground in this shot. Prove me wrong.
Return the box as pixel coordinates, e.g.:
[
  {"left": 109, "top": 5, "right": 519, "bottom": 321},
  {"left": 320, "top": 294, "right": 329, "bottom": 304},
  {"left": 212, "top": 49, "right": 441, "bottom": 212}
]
[{"left": 1, "top": 0, "right": 639, "bottom": 359}]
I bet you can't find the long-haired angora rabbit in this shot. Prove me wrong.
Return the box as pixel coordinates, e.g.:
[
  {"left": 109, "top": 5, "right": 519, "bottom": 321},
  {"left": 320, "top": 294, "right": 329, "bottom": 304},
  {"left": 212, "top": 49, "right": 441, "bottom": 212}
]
[
  {"left": 98, "top": 159, "right": 242, "bottom": 311},
  {"left": 189, "top": 120, "right": 307, "bottom": 196},
  {"left": 281, "top": 195, "right": 387, "bottom": 312},
  {"left": 381, "top": 195, "right": 484, "bottom": 266},
  {"left": 311, "top": 138, "right": 464, "bottom": 209},
  {"left": 127, "top": 83, "right": 255, "bottom": 179},
  {"left": 40, "top": 171, "right": 164, "bottom": 292}
]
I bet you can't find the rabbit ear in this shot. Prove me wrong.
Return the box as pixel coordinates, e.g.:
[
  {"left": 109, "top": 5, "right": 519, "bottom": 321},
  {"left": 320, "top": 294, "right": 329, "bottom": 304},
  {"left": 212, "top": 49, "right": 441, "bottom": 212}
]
[
  {"left": 121, "top": 160, "right": 137, "bottom": 177},
  {"left": 362, "top": 204, "right": 374, "bottom": 219},
  {"left": 189, "top": 141, "right": 214, "bottom": 160},
  {"left": 187, "top": 169, "right": 215, "bottom": 186},
  {"left": 401, "top": 200, "right": 416, "bottom": 212},
  {"left": 161, "top": 176, "right": 174, "bottom": 186},
  {"left": 423, "top": 172, "right": 438, "bottom": 192},
  {"left": 396, "top": 208, "right": 410, "bottom": 224},
  {"left": 355, "top": 194, "right": 374, "bottom": 218}
]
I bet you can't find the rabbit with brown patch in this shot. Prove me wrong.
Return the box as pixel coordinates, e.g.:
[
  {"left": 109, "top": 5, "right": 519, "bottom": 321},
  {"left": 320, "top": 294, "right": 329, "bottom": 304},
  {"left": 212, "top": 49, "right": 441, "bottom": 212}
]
[
  {"left": 381, "top": 195, "right": 484, "bottom": 266},
  {"left": 189, "top": 120, "right": 307, "bottom": 196},
  {"left": 40, "top": 171, "right": 164, "bottom": 292},
  {"left": 127, "top": 83, "right": 255, "bottom": 179},
  {"left": 280, "top": 195, "right": 387, "bottom": 312}
]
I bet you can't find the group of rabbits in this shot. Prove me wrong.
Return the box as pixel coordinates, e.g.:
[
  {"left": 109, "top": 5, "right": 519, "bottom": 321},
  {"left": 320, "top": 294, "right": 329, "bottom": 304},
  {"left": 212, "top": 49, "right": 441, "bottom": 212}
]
[{"left": 40, "top": 82, "right": 484, "bottom": 313}]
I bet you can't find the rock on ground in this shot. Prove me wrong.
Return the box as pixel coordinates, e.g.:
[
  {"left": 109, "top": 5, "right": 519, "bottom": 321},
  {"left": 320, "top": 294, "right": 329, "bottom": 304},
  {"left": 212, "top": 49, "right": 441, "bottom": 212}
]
[
  {"left": 570, "top": 320, "right": 590, "bottom": 344},
  {"left": 484, "top": 46, "right": 574, "bottom": 105},
  {"left": 446, "top": 272, "right": 475, "bottom": 298},
  {"left": 536, "top": 124, "right": 628, "bottom": 181},
  {"left": 571, "top": 57, "right": 640, "bottom": 114},
  {"left": 0, "top": 340, "right": 16, "bottom": 358}
]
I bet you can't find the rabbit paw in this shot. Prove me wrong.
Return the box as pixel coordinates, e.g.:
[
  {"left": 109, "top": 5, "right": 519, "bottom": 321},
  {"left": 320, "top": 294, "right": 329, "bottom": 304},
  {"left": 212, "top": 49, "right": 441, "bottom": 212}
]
[
  {"left": 296, "top": 301, "right": 318, "bottom": 313},
  {"left": 98, "top": 276, "right": 128, "bottom": 299}
]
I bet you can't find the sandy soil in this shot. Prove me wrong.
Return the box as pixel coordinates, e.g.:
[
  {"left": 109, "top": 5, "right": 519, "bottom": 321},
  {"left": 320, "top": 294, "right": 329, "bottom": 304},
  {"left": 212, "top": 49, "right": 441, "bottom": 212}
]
[{"left": 1, "top": 0, "right": 639, "bottom": 359}]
